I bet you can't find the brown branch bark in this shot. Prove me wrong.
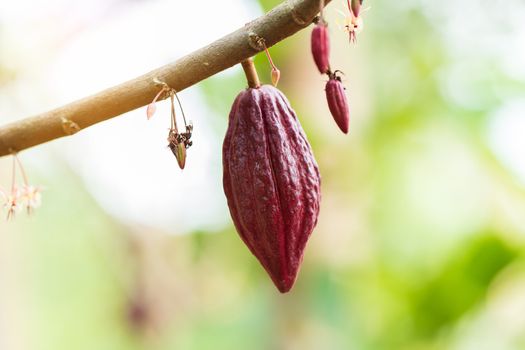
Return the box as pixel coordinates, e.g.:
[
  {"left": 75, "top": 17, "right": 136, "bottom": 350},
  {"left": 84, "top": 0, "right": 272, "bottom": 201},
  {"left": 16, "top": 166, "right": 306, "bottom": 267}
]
[{"left": 0, "top": 0, "right": 329, "bottom": 157}]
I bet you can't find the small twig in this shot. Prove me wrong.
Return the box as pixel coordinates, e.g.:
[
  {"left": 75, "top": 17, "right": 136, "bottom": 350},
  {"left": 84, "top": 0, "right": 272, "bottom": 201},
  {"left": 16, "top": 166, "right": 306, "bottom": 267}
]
[
  {"left": 241, "top": 58, "right": 261, "bottom": 89},
  {"left": 14, "top": 154, "right": 29, "bottom": 186},
  {"left": 173, "top": 92, "right": 188, "bottom": 127},
  {"left": 11, "top": 155, "right": 16, "bottom": 192}
]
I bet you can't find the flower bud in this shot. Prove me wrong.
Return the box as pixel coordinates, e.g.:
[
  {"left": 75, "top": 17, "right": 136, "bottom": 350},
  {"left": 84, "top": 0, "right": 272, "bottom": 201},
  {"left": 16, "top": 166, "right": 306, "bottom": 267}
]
[
  {"left": 311, "top": 23, "right": 330, "bottom": 74},
  {"left": 271, "top": 67, "right": 281, "bottom": 87},
  {"left": 325, "top": 72, "right": 350, "bottom": 134}
]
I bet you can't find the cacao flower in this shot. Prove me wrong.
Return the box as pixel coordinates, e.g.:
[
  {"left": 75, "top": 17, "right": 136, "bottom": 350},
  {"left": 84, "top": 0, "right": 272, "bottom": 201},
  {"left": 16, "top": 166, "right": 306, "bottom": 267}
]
[
  {"left": 311, "top": 22, "right": 330, "bottom": 74},
  {"left": 344, "top": 1, "right": 364, "bottom": 43},
  {"left": 223, "top": 85, "right": 321, "bottom": 293},
  {"left": 325, "top": 71, "right": 350, "bottom": 134}
]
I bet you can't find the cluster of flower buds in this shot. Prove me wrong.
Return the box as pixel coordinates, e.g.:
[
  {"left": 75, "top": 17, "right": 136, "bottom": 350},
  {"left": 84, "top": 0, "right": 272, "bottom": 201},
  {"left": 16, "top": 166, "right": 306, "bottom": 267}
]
[
  {"left": 310, "top": 0, "right": 366, "bottom": 134},
  {"left": 0, "top": 154, "right": 42, "bottom": 220},
  {"left": 146, "top": 80, "right": 193, "bottom": 170}
]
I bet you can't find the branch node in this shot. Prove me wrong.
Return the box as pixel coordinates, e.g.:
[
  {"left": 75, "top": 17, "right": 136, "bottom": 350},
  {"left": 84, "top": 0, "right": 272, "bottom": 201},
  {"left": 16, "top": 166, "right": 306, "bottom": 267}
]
[
  {"left": 61, "top": 117, "right": 81, "bottom": 135},
  {"left": 153, "top": 78, "right": 170, "bottom": 89},
  {"left": 248, "top": 32, "right": 265, "bottom": 51},
  {"left": 241, "top": 58, "right": 261, "bottom": 89},
  {"left": 152, "top": 79, "right": 177, "bottom": 98},
  {"left": 151, "top": 78, "right": 176, "bottom": 103}
]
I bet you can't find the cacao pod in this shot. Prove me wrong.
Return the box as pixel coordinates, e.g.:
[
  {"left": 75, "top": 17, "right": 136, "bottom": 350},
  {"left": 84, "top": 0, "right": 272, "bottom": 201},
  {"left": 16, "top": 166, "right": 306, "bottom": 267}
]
[
  {"left": 351, "top": 0, "right": 363, "bottom": 17},
  {"left": 311, "top": 23, "right": 330, "bottom": 74},
  {"left": 223, "top": 85, "right": 321, "bottom": 293},
  {"left": 325, "top": 72, "right": 350, "bottom": 134}
]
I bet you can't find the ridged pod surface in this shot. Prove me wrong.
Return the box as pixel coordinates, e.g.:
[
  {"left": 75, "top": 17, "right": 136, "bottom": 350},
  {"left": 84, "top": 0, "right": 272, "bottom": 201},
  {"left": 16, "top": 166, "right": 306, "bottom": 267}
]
[
  {"left": 223, "top": 85, "right": 321, "bottom": 293},
  {"left": 325, "top": 73, "right": 350, "bottom": 134},
  {"left": 311, "top": 23, "right": 330, "bottom": 74}
]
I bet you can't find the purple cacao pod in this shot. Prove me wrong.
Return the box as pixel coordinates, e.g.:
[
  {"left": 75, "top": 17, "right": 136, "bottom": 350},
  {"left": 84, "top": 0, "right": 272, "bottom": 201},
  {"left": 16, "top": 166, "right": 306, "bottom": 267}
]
[
  {"left": 311, "top": 23, "right": 330, "bottom": 74},
  {"left": 325, "top": 72, "right": 350, "bottom": 134},
  {"left": 223, "top": 85, "right": 321, "bottom": 293}
]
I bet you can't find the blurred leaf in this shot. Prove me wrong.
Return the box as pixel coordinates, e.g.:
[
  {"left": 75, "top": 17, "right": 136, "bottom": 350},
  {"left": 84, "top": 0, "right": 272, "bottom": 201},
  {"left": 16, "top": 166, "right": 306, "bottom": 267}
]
[{"left": 410, "top": 233, "right": 518, "bottom": 337}]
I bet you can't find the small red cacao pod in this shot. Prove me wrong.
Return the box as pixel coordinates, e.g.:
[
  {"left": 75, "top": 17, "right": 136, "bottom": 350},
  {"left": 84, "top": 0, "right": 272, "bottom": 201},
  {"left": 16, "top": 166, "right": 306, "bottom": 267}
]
[
  {"left": 311, "top": 23, "right": 330, "bottom": 74},
  {"left": 351, "top": 0, "right": 363, "bottom": 17},
  {"left": 325, "top": 73, "right": 350, "bottom": 134},
  {"left": 223, "top": 85, "right": 321, "bottom": 293}
]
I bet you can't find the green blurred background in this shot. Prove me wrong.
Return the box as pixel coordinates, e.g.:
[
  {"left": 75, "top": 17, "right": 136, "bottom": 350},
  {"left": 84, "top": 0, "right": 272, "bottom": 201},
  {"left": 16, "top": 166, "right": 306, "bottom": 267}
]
[{"left": 1, "top": 0, "right": 525, "bottom": 349}]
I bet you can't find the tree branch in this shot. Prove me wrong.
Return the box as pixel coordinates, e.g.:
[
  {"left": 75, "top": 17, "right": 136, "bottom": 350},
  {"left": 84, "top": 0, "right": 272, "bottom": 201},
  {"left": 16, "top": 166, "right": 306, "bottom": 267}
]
[{"left": 0, "top": 0, "right": 329, "bottom": 157}]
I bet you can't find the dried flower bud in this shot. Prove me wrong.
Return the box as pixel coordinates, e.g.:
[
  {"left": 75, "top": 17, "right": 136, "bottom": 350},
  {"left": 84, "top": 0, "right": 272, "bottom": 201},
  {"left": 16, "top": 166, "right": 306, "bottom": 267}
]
[
  {"left": 167, "top": 124, "right": 193, "bottom": 170},
  {"left": 169, "top": 140, "right": 186, "bottom": 170},
  {"left": 311, "top": 22, "right": 330, "bottom": 74},
  {"left": 325, "top": 71, "right": 350, "bottom": 134}
]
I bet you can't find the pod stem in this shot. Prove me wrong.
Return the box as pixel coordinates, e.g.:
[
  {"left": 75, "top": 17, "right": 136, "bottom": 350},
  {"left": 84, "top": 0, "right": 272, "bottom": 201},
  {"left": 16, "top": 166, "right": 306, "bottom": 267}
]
[{"left": 241, "top": 58, "right": 260, "bottom": 89}]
